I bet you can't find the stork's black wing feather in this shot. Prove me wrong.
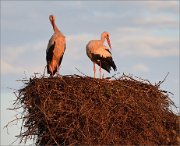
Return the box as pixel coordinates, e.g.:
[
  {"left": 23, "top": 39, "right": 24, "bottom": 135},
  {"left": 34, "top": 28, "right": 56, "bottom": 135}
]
[
  {"left": 58, "top": 42, "right": 66, "bottom": 66},
  {"left": 46, "top": 42, "right": 55, "bottom": 63},
  {"left": 91, "top": 53, "right": 117, "bottom": 73},
  {"left": 58, "top": 54, "right": 64, "bottom": 66},
  {"left": 105, "top": 48, "right": 112, "bottom": 54}
]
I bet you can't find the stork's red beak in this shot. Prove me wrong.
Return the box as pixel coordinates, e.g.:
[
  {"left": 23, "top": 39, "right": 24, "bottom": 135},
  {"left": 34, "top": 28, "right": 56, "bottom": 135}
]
[{"left": 107, "top": 37, "right": 112, "bottom": 49}]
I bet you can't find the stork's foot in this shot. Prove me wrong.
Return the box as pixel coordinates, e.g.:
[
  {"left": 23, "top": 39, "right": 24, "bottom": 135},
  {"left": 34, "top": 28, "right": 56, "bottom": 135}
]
[{"left": 49, "top": 74, "right": 53, "bottom": 78}]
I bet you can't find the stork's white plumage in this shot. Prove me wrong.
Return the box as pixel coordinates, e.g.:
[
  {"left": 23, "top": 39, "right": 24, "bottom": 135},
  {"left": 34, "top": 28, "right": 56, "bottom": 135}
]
[
  {"left": 46, "top": 15, "right": 66, "bottom": 77},
  {"left": 86, "top": 31, "right": 117, "bottom": 78}
]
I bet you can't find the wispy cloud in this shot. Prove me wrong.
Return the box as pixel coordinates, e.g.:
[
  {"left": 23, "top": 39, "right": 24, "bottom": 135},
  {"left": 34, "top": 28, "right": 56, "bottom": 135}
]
[
  {"left": 2, "top": 41, "right": 46, "bottom": 61},
  {"left": 65, "top": 33, "right": 96, "bottom": 59},
  {"left": 112, "top": 27, "right": 179, "bottom": 58},
  {"left": 141, "top": 1, "right": 179, "bottom": 13},
  {"left": 1, "top": 60, "right": 24, "bottom": 74},
  {"left": 2, "top": 46, "right": 26, "bottom": 62},
  {"left": 134, "top": 15, "right": 178, "bottom": 29},
  {"left": 1, "top": 58, "right": 45, "bottom": 75},
  {"left": 1, "top": 40, "right": 47, "bottom": 75}
]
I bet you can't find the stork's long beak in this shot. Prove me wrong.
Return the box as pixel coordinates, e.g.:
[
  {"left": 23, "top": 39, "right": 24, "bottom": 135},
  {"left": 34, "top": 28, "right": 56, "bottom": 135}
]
[{"left": 106, "top": 37, "right": 112, "bottom": 49}]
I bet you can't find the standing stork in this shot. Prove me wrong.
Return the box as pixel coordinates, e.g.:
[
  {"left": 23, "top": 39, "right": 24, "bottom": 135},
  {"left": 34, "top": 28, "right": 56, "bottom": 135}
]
[
  {"left": 86, "top": 31, "right": 117, "bottom": 78},
  {"left": 46, "top": 15, "right": 66, "bottom": 77}
]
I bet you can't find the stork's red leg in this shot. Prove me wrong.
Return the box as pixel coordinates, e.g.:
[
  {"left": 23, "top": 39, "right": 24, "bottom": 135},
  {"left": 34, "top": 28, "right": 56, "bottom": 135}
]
[
  {"left": 99, "top": 62, "right": 102, "bottom": 79},
  {"left": 49, "top": 66, "right": 53, "bottom": 78},
  {"left": 56, "top": 64, "right": 60, "bottom": 77},
  {"left": 93, "top": 62, "right": 96, "bottom": 78}
]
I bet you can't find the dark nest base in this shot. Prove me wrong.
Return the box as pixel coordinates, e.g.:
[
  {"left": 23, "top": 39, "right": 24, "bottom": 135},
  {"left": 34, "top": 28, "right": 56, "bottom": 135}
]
[{"left": 11, "top": 74, "right": 179, "bottom": 145}]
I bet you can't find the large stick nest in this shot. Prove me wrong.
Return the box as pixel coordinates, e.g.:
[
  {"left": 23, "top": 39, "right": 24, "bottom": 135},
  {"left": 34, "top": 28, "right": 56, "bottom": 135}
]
[{"left": 10, "top": 74, "right": 179, "bottom": 145}]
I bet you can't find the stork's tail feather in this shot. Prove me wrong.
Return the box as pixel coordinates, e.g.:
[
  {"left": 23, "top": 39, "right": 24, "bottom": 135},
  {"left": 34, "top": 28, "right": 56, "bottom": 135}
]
[
  {"left": 91, "top": 53, "right": 117, "bottom": 73},
  {"left": 102, "top": 57, "right": 117, "bottom": 72},
  {"left": 47, "top": 64, "right": 52, "bottom": 77},
  {"left": 97, "top": 58, "right": 117, "bottom": 73},
  {"left": 100, "top": 62, "right": 111, "bottom": 73},
  {"left": 111, "top": 59, "right": 117, "bottom": 71},
  {"left": 47, "top": 64, "right": 50, "bottom": 74}
]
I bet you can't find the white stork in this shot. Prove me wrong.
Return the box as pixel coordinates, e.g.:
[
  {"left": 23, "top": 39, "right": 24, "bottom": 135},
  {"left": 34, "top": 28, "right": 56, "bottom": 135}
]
[
  {"left": 46, "top": 15, "right": 66, "bottom": 77},
  {"left": 86, "top": 31, "right": 117, "bottom": 78}
]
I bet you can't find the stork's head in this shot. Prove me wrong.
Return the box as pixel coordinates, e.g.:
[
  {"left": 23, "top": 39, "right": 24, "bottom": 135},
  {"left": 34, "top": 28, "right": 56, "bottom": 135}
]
[
  {"left": 49, "top": 15, "right": 56, "bottom": 27},
  {"left": 102, "top": 31, "right": 112, "bottom": 49},
  {"left": 49, "top": 15, "right": 55, "bottom": 22}
]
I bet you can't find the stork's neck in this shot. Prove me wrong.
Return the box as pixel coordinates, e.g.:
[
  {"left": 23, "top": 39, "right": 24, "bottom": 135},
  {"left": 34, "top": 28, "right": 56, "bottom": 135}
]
[
  {"left": 52, "top": 21, "right": 60, "bottom": 33},
  {"left": 101, "top": 35, "right": 105, "bottom": 43}
]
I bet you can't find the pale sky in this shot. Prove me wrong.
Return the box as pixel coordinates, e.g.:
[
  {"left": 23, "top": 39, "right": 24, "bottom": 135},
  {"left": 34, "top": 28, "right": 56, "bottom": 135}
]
[{"left": 1, "top": 1, "right": 179, "bottom": 145}]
